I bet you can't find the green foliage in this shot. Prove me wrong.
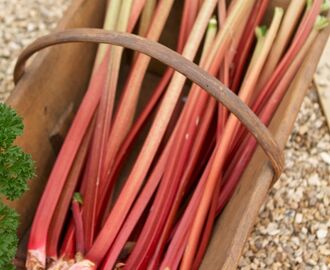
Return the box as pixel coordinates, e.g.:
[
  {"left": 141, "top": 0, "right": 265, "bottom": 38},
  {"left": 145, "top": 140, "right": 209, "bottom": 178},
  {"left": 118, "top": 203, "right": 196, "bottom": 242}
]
[
  {"left": 0, "top": 104, "right": 23, "bottom": 150},
  {"left": 0, "top": 203, "right": 18, "bottom": 270},
  {"left": 0, "top": 103, "right": 35, "bottom": 269},
  {"left": 0, "top": 146, "right": 34, "bottom": 200},
  {"left": 73, "top": 192, "right": 84, "bottom": 205}
]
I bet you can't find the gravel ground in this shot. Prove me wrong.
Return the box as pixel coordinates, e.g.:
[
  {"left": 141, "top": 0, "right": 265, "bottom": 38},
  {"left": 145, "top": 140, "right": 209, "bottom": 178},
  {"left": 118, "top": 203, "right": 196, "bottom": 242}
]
[
  {"left": 0, "top": 0, "right": 69, "bottom": 101},
  {"left": 239, "top": 88, "right": 330, "bottom": 270},
  {"left": 0, "top": 1, "right": 329, "bottom": 269},
  {"left": 239, "top": 42, "right": 330, "bottom": 270}
]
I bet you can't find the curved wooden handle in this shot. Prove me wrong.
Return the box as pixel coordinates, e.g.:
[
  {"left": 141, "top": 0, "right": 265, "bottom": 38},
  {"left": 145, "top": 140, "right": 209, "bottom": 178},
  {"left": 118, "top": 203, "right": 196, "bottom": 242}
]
[{"left": 14, "top": 28, "right": 284, "bottom": 179}]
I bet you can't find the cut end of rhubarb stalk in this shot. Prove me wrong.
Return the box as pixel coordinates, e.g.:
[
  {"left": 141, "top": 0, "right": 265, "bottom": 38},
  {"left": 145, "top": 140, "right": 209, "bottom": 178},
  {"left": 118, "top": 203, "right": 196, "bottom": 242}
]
[
  {"left": 114, "top": 262, "right": 125, "bottom": 270},
  {"left": 75, "top": 252, "right": 84, "bottom": 262},
  {"left": 209, "top": 16, "right": 217, "bottom": 28},
  {"left": 48, "top": 258, "right": 75, "bottom": 270},
  {"left": 26, "top": 250, "right": 46, "bottom": 270},
  {"left": 67, "top": 259, "right": 95, "bottom": 270}
]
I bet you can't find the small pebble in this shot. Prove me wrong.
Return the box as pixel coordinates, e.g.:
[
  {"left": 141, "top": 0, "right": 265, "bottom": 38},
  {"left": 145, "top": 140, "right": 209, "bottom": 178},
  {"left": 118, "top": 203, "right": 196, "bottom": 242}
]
[
  {"left": 316, "top": 228, "right": 328, "bottom": 239},
  {"left": 295, "top": 213, "right": 303, "bottom": 224},
  {"left": 320, "top": 152, "right": 330, "bottom": 165}
]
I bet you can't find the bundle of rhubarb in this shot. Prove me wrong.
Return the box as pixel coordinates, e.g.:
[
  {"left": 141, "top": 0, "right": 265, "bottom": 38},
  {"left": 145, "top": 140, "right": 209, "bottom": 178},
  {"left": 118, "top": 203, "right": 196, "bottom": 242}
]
[{"left": 23, "top": 0, "right": 328, "bottom": 269}]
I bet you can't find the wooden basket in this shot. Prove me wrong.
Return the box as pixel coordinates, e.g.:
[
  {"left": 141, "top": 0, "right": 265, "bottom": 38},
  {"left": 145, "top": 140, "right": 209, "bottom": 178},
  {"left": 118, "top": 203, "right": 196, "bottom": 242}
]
[{"left": 6, "top": 0, "right": 329, "bottom": 269}]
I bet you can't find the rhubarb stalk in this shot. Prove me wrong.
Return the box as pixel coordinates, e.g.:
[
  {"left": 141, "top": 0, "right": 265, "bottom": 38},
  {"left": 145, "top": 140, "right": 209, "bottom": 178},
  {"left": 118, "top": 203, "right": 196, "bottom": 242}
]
[
  {"left": 257, "top": 0, "right": 306, "bottom": 90},
  {"left": 217, "top": 16, "right": 328, "bottom": 214},
  {"left": 85, "top": 0, "right": 219, "bottom": 266},
  {"left": 82, "top": 0, "right": 133, "bottom": 250},
  {"left": 100, "top": 0, "right": 175, "bottom": 199},
  {"left": 180, "top": 7, "right": 283, "bottom": 269}
]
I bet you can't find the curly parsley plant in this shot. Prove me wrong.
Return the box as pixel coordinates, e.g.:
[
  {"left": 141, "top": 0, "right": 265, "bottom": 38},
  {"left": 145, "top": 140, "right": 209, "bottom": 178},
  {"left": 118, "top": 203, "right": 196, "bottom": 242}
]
[{"left": 0, "top": 103, "right": 34, "bottom": 269}]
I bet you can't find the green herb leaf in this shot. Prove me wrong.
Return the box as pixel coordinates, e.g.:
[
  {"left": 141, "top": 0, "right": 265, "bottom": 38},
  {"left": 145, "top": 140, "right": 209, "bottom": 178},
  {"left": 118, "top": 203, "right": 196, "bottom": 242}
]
[
  {"left": 0, "top": 104, "right": 23, "bottom": 150},
  {"left": 73, "top": 192, "right": 84, "bottom": 205},
  {"left": 0, "top": 103, "right": 35, "bottom": 269},
  {"left": 0, "top": 145, "right": 34, "bottom": 201},
  {"left": 0, "top": 202, "right": 19, "bottom": 270}
]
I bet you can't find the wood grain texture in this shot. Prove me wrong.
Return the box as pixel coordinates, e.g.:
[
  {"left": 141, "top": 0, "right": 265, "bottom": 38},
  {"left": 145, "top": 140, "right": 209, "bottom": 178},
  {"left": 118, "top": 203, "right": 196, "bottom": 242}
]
[
  {"left": 314, "top": 39, "right": 330, "bottom": 130},
  {"left": 315, "top": 82, "right": 330, "bottom": 130}
]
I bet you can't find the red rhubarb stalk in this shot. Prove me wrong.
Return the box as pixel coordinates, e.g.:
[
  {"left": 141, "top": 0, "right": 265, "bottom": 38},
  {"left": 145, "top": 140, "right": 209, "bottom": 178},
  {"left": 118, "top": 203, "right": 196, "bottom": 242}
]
[
  {"left": 160, "top": 155, "right": 213, "bottom": 269},
  {"left": 230, "top": 0, "right": 269, "bottom": 92},
  {"left": 150, "top": 98, "right": 217, "bottom": 270},
  {"left": 217, "top": 18, "right": 326, "bottom": 214},
  {"left": 128, "top": 0, "right": 148, "bottom": 33},
  {"left": 100, "top": 0, "right": 175, "bottom": 201},
  {"left": 26, "top": 50, "right": 110, "bottom": 270},
  {"left": 230, "top": 0, "right": 323, "bottom": 154},
  {"left": 257, "top": 0, "right": 306, "bottom": 90},
  {"left": 96, "top": 68, "right": 173, "bottom": 223},
  {"left": 101, "top": 133, "right": 172, "bottom": 269},
  {"left": 26, "top": 2, "right": 146, "bottom": 267},
  {"left": 252, "top": 0, "right": 323, "bottom": 114},
  {"left": 82, "top": 0, "right": 133, "bottom": 249},
  {"left": 101, "top": 9, "right": 216, "bottom": 269},
  {"left": 83, "top": 0, "right": 219, "bottom": 266},
  {"left": 180, "top": 6, "right": 283, "bottom": 269},
  {"left": 145, "top": 18, "right": 219, "bottom": 269},
  {"left": 72, "top": 193, "right": 85, "bottom": 255},
  {"left": 196, "top": 11, "right": 285, "bottom": 270},
  {"left": 46, "top": 117, "right": 94, "bottom": 259},
  {"left": 217, "top": 0, "right": 229, "bottom": 137}
]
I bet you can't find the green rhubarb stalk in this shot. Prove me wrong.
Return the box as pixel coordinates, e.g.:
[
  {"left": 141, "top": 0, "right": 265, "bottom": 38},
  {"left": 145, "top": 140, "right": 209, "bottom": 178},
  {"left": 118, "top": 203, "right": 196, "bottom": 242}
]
[
  {"left": 257, "top": 0, "right": 306, "bottom": 90},
  {"left": 82, "top": 0, "right": 133, "bottom": 250},
  {"left": 95, "top": 0, "right": 121, "bottom": 66},
  {"left": 321, "top": 0, "right": 330, "bottom": 12},
  {"left": 252, "top": 0, "right": 323, "bottom": 114},
  {"left": 128, "top": 0, "right": 148, "bottom": 32},
  {"left": 100, "top": 0, "right": 175, "bottom": 196},
  {"left": 132, "top": 0, "right": 156, "bottom": 61},
  {"left": 241, "top": 25, "right": 267, "bottom": 103},
  {"left": 240, "top": 8, "right": 283, "bottom": 107},
  {"left": 138, "top": 0, "right": 156, "bottom": 36}
]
